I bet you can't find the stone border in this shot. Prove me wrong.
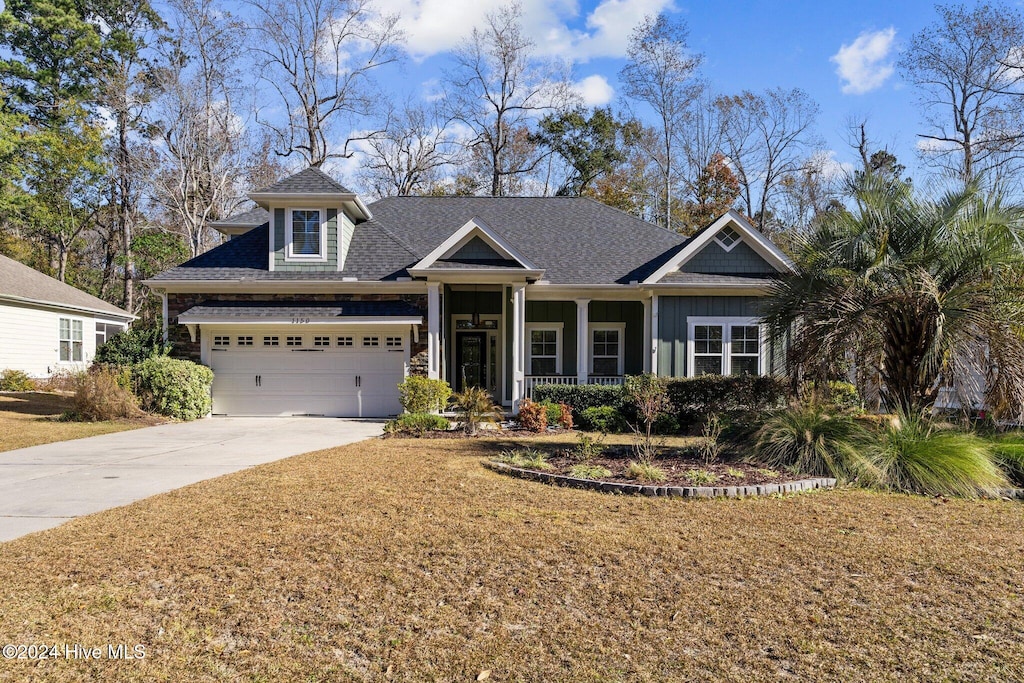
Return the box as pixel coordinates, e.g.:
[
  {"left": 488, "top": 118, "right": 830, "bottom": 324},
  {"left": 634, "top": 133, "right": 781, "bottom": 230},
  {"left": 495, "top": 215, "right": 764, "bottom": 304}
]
[{"left": 482, "top": 460, "right": 837, "bottom": 498}]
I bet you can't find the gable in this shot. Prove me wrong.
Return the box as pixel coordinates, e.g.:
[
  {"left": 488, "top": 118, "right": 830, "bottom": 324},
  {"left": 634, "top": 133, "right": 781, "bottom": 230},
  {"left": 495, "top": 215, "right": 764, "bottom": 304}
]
[
  {"left": 680, "top": 240, "right": 779, "bottom": 275},
  {"left": 449, "top": 236, "right": 503, "bottom": 261}
]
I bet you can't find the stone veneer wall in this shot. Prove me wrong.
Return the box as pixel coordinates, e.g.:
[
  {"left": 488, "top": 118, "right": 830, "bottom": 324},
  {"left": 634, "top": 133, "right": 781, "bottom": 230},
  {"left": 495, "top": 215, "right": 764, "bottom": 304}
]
[{"left": 165, "top": 292, "right": 428, "bottom": 375}]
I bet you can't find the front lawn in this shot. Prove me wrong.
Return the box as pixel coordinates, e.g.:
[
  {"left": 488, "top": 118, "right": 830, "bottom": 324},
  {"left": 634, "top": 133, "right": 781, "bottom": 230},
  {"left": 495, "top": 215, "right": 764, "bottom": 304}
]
[
  {"left": 0, "top": 392, "right": 147, "bottom": 453},
  {"left": 0, "top": 436, "right": 1021, "bottom": 681}
]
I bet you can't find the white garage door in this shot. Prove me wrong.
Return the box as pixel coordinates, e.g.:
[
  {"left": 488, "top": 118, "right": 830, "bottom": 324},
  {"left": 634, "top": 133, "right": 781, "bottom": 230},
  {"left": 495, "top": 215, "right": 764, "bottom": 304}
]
[{"left": 207, "top": 329, "right": 407, "bottom": 417}]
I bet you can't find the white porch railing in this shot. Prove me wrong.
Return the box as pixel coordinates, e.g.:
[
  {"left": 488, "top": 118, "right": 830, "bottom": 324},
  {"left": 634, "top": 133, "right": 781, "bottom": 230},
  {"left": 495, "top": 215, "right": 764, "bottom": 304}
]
[{"left": 524, "top": 375, "right": 624, "bottom": 399}]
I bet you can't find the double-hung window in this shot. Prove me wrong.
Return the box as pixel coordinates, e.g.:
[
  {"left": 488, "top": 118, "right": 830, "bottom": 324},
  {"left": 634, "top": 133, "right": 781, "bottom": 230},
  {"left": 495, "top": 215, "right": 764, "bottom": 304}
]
[
  {"left": 688, "top": 318, "right": 763, "bottom": 377},
  {"left": 527, "top": 326, "right": 561, "bottom": 376},
  {"left": 591, "top": 326, "right": 624, "bottom": 376},
  {"left": 286, "top": 209, "right": 324, "bottom": 259},
  {"left": 59, "top": 318, "right": 83, "bottom": 362}
]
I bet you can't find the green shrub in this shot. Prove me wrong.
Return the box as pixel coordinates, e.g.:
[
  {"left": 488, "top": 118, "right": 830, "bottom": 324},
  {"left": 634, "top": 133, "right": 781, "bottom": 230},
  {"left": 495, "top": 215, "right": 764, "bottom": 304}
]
[
  {"left": 685, "top": 469, "right": 718, "bottom": 485},
  {"left": 0, "top": 369, "right": 37, "bottom": 391},
  {"left": 384, "top": 412, "right": 451, "bottom": 434},
  {"left": 517, "top": 398, "right": 548, "bottom": 432},
  {"left": 569, "top": 464, "right": 612, "bottom": 480},
  {"left": 754, "top": 405, "right": 868, "bottom": 481},
  {"left": 624, "top": 373, "right": 668, "bottom": 465},
  {"left": 991, "top": 433, "right": 1024, "bottom": 487},
  {"left": 531, "top": 383, "right": 624, "bottom": 413},
  {"left": 571, "top": 431, "right": 606, "bottom": 463},
  {"left": 397, "top": 376, "right": 452, "bottom": 413},
  {"left": 652, "top": 412, "right": 680, "bottom": 435},
  {"left": 68, "top": 368, "right": 141, "bottom": 421},
  {"left": 499, "top": 448, "right": 551, "bottom": 470},
  {"left": 863, "top": 413, "right": 1008, "bottom": 497},
  {"left": 725, "top": 467, "right": 745, "bottom": 479},
  {"left": 453, "top": 386, "right": 501, "bottom": 435},
  {"left": 664, "top": 375, "right": 787, "bottom": 425},
  {"left": 134, "top": 357, "right": 213, "bottom": 421},
  {"left": 94, "top": 326, "right": 168, "bottom": 366},
  {"left": 578, "top": 406, "right": 629, "bottom": 433},
  {"left": 626, "top": 461, "right": 666, "bottom": 483}
]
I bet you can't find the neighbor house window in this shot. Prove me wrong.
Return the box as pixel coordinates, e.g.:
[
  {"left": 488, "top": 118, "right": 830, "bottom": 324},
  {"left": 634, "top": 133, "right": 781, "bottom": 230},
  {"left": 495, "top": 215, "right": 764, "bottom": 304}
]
[
  {"left": 286, "top": 209, "right": 324, "bottom": 258},
  {"left": 95, "top": 322, "right": 124, "bottom": 348},
  {"left": 59, "top": 318, "right": 83, "bottom": 362},
  {"left": 591, "top": 327, "right": 623, "bottom": 376},
  {"left": 527, "top": 326, "right": 561, "bottom": 375},
  {"left": 688, "top": 318, "right": 763, "bottom": 377}
]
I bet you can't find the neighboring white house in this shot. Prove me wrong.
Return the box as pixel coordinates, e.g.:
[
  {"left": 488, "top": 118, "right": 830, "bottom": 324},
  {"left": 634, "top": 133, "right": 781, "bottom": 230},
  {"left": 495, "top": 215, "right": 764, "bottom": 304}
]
[{"left": 0, "top": 254, "right": 135, "bottom": 377}]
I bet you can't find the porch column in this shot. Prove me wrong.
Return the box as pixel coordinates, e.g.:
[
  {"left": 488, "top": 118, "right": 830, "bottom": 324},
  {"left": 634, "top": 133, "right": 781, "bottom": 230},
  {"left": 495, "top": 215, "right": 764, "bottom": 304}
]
[
  {"left": 575, "top": 298, "right": 590, "bottom": 384},
  {"left": 642, "top": 295, "right": 652, "bottom": 373},
  {"left": 427, "top": 282, "right": 441, "bottom": 379},
  {"left": 511, "top": 284, "right": 527, "bottom": 411},
  {"left": 650, "top": 294, "right": 660, "bottom": 375}
]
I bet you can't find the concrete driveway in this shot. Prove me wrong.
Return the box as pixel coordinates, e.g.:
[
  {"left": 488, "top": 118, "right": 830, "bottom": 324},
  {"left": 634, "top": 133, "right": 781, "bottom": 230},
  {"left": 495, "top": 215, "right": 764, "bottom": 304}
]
[{"left": 0, "top": 417, "right": 383, "bottom": 542}]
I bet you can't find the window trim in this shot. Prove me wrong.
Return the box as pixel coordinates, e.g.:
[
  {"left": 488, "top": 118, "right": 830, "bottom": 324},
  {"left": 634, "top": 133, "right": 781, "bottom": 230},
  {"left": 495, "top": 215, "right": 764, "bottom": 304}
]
[
  {"left": 525, "top": 323, "right": 563, "bottom": 376},
  {"left": 686, "top": 316, "right": 765, "bottom": 377},
  {"left": 284, "top": 207, "right": 327, "bottom": 261},
  {"left": 713, "top": 226, "right": 742, "bottom": 252},
  {"left": 58, "top": 317, "right": 84, "bottom": 363},
  {"left": 589, "top": 323, "right": 625, "bottom": 376}
]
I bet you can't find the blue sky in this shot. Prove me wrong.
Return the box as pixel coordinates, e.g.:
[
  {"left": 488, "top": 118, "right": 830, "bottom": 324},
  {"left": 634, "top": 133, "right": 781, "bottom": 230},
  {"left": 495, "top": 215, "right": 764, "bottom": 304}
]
[{"left": 349, "top": 0, "right": 946, "bottom": 184}]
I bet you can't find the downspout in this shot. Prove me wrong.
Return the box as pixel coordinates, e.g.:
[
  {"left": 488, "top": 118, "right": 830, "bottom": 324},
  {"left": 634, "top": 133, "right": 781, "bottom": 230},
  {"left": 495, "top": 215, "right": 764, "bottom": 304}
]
[{"left": 160, "top": 291, "right": 168, "bottom": 343}]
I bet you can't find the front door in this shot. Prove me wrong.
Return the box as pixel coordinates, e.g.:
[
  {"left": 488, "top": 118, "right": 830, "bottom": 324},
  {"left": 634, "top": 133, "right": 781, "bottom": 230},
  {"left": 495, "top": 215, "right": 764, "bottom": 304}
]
[{"left": 456, "top": 332, "right": 487, "bottom": 392}]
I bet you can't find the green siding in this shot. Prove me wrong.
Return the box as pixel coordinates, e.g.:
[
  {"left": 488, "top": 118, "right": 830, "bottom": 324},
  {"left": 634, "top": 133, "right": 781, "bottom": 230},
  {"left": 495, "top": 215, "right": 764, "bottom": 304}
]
[
  {"left": 272, "top": 207, "right": 339, "bottom": 272},
  {"left": 451, "top": 236, "right": 502, "bottom": 260},
  {"left": 681, "top": 240, "right": 778, "bottom": 274},
  {"left": 657, "top": 296, "right": 766, "bottom": 377},
  {"left": 590, "top": 300, "right": 644, "bottom": 375},
  {"left": 339, "top": 211, "right": 354, "bottom": 268},
  {"left": 448, "top": 290, "right": 502, "bottom": 315}
]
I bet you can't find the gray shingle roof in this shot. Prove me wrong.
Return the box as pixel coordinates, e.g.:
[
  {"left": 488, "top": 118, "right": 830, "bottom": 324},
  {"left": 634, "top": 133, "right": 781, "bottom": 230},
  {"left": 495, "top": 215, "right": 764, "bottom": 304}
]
[
  {"left": 255, "top": 167, "right": 354, "bottom": 195},
  {"left": 180, "top": 300, "right": 423, "bottom": 319},
  {"left": 211, "top": 207, "right": 270, "bottom": 227},
  {"left": 0, "top": 254, "right": 133, "bottom": 317},
  {"left": 152, "top": 196, "right": 702, "bottom": 285}
]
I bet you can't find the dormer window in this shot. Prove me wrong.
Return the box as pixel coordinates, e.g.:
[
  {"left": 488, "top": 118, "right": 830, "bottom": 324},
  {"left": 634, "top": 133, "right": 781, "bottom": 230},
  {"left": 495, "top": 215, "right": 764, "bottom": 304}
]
[{"left": 285, "top": 208, "right": 325, "bottom": 259}]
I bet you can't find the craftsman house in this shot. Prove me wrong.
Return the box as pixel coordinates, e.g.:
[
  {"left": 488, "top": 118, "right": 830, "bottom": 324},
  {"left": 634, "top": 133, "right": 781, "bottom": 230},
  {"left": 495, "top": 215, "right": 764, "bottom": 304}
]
[{"left": 145, "top": 167, "right": 793, "bottom": 417}]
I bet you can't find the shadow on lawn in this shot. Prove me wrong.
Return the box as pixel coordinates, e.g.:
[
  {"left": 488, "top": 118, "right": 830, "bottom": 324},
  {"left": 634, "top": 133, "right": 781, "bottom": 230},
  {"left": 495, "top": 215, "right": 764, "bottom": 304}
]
[{"left": 0, "top": 392, "right": 71, "bottom": 418}]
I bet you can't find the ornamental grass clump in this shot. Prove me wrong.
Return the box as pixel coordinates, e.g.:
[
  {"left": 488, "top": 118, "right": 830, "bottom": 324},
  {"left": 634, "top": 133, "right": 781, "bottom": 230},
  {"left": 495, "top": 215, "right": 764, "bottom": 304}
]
[
  {"left": 754, "top": 404, "right": 868, "bottom": 481},
  {"left": 864, "top": 412, "right": 1008, "bottom": 497},
  {"left": 990, "top": 432, "right": 1024, "bottom": 487},
  {"left": 453, "top": 386, "right": 501, "bottom": 435}
]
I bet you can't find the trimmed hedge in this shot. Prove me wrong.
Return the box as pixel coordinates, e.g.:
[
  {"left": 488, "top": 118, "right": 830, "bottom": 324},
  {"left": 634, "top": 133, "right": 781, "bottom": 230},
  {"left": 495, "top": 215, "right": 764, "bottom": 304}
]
[
  {"left": 398, "top": 376, "right": 452, "bottom": 413},
  {"left": 385, "top": 412, "right": 451, "bottom": 434},
  {"left": 134, "top": 357, "right": 213, "bottom": 421},
  {"left": 532, "top": 383, "right": 624, "bottom": 414}
]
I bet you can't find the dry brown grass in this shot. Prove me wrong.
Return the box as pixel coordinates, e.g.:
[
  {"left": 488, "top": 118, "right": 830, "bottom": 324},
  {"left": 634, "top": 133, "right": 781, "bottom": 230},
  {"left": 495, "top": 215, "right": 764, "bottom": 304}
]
[
  {"left": 0, "top": 392, "right": 148, "bottom": 453},
  {"left": 0, "top": 436, "right": 1022, "bottom": 682}
]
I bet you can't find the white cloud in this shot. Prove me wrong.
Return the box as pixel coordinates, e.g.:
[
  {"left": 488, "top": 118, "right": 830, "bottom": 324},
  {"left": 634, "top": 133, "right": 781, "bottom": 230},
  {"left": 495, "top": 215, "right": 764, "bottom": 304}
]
[
  {"left": 375, "top": 0, "right": 673, "bottom": 62},
  {"left": 831, "top": 27, "right": 896, "bottom": 95},
  {"left": 573, "top": 74, "right": 614, "bottom": 106},
  {"left": 916, "top": 137, "right": 957, "bottom": 154}
]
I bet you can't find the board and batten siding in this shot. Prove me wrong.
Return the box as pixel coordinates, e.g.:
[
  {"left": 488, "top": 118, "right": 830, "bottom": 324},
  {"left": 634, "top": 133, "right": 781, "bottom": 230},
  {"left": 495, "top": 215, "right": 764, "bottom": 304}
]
[
  {"left": 0, "top": 301, "right": 122, "bottom": 377},
  {"left": 657, "top": 295, "right": 784, "bottom": 377},
  {"left": 272, "top": 207, "right": 339, "bottom": 271}
]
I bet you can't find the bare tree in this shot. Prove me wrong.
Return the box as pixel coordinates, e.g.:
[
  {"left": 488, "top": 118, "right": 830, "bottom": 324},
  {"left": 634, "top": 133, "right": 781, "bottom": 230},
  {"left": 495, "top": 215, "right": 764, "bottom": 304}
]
[
  {"left": 716, "top": 87, "right": 820, "bottom": 231},
  {"left": 358, "top": 101, "right": 463, "bottom": 197},
  {"left": 898, "top": 2, "right": 1024, "bottom": 184},
  {"left": 148, "top": 0, "right": 250, "bottom": 257},
  {"left": 619, "top": 13, "right": 702, "bottom": 231},
  {"left": 442, "top": 3, "right": 576, "bottom": 196},
  {"left": 248, "top": 0, "right": 403, "bottom": 168}
]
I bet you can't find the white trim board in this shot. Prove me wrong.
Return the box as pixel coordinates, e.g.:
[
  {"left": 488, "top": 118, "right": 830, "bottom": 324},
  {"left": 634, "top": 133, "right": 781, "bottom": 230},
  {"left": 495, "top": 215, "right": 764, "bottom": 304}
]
[
  {"left": 685, "top": 316, "right": 766, "bottom": 378},
  {"left": 525, "top": 322, "right": 564, "bottom": 376},
  {"left": 644, "top": 210, "right": 796, "bottom": 284}
]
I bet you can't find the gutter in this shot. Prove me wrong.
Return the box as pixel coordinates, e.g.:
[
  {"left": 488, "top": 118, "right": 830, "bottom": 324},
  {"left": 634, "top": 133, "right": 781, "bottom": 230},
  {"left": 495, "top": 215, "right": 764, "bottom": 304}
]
[{"left": 0, "top": 293, "right": 136, "bottom": 321}]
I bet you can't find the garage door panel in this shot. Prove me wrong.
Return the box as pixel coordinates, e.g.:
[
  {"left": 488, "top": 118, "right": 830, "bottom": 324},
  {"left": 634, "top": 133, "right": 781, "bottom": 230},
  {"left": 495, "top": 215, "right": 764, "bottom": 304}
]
[{"left": 208, "top": 331, "right": 406, "bottom": 418}]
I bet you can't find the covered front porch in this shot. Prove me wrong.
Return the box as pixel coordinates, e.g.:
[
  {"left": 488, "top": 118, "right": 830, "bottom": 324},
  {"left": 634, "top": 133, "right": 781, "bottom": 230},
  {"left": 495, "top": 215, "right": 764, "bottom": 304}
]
[{"left": 424, "top": 282, "right": 652, "bottom": 408}]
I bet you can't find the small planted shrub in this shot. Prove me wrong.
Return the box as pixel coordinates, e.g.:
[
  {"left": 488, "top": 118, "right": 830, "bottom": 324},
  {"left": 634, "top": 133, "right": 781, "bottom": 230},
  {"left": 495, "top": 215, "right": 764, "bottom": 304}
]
[
  {"left": 517, "top": 398, "right": 548, "bottom": 432},
  {"left": 624, "top": 373, "right": 668, "bottom": 465},
  {"left": 754, "top": 405, "right": 867, "bottom": 480},
  {"left": 578, "top": 406, "right": 628, "bottom": 433},
  {"left": 626, "top": 461, "right": 666, "bottom": 483},
  {"left": 453, "top": 386, "right": 502, "bottom": 435},
  {"left": 0, "top": 369, "right": 37, "bottom": 392},
  {"left": 571, "top": 431, "right": 606, "bottom": 464},
  {"left": 864, "top": 412, "right": 1008, "bottom": 497},
  {"left": 499, "top": 448, "right": 552, "bottom": 470},
  {"left": 726, "top": 467, "right": 746, "bottom": 479},
  {"left": 537, "top": 401, "right": 574, "bottom": 430},
  {"left": 699, "top": 412, "right": 725, "bottom": 465},
  {"left": 134, "top": 357, "right": 213, "bottom": 421},
  {"left": 68, "top": 368, "right": 141, "bottom": 421},
  {"left": 531, "top": 383, "right": 624, "bottom": 414},
  {"left": 685, "top": 469, "right": 718, "bottom": 485},
  {"left": 397, "top": 376, "right": 452, "bottom": 414},
  {"left": 385, "top": 412, "right": 451, "bottom": 435},
  {"left": 569, "top": 464, "right": 612, "bottom": 480},
  {"left": 94, "top": 326, "right": 168, "bottom": 366}
]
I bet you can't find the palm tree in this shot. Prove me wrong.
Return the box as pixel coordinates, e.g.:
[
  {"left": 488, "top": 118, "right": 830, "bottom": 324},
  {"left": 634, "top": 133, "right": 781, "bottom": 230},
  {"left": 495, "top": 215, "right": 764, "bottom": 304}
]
[{"left": 762, "top": 175, "right": 1024, "bottom": 418}]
